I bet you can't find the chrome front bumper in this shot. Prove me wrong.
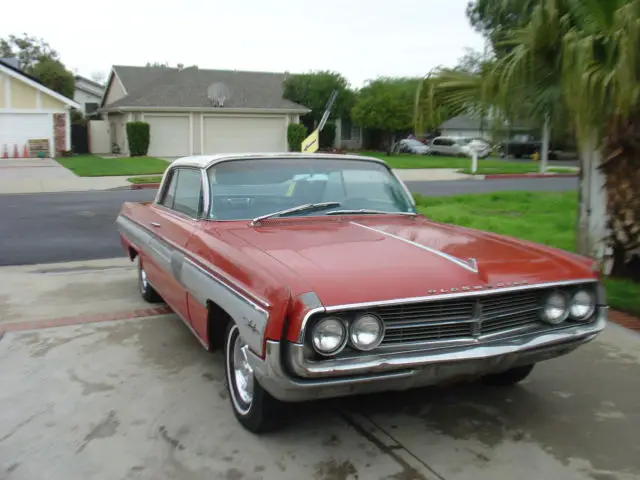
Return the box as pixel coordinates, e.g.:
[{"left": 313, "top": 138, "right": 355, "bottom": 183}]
[{"left": 247, "top": 308, "right": 607, "bottom": 402}]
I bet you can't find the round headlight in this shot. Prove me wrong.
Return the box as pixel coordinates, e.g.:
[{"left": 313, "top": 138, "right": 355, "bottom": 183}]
[
  {"left": 311, "top": 317, "right": 346, "bottom": 356},
  {"left": 540, "top": 291, "right": 569, "bottom": 325},
  {"left": 569, "top": 289, "right": 596, "bottom": 320},
  {"left": 350, "top": 314, "right": 384, "bottom": 351}
]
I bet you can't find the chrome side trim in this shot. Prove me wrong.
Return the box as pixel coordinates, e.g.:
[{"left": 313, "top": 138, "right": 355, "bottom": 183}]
[
  {"left": 182, "top": 257, "right": 269, "bottom": 356},
  {"left": 352, "top": 221, "right": 479, "bottom": 273},
  {"left": 116, "top": 214, "right": 153, "bottom": 251},
  {"left": 121, "top": 214, "right": 270, "bottom": 309},
  {"left": 297, "top": 278, "right": 599, "bottom": 342},
  {"left": 289, "top": 308, "right": 607, "bottom": 379},
  {"left": 118, "top": 213, "right": 271, "bottom": 356}
]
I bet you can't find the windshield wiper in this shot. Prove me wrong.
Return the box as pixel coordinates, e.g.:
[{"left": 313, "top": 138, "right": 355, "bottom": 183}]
[
  {"left": 326, "top": 209, "right": 417, "bottom": 216},
  {"left": 250, "top": 202, "right": 341, "bottom": 226}
]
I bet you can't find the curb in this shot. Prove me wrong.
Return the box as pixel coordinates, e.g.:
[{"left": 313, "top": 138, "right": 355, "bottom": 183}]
[
  {"left": 483, "top": 173, "right": 578, "bottom": 180},
  {"left": 609, "top": 309, "right": 640, "bottom": 333},
  {"left": 129, "top": 183, "right": 161, "bottom": 190}
]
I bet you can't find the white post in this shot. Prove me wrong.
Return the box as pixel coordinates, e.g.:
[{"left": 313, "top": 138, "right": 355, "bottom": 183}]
[
  {"left": 540, "top": 113, "right": 551, "bottom": 173},
  {"left": 471, "top": 150, "right": 478, "bottom": 174}
]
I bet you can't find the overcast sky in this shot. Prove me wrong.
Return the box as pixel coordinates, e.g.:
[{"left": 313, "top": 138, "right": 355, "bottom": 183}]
[{"left": 5, "top": 0, "right": 485, "bottom": 87}]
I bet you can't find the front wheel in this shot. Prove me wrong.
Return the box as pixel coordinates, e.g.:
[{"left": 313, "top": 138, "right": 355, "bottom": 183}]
[
  {"left": 224, "top": 323, "right": 284, "bottom": 433},
  {"left": 137, "top": 256, "right": 163, "bottom": 303},
  {"left": 481, "top": 364, "right": 535, "bottom": 386}
]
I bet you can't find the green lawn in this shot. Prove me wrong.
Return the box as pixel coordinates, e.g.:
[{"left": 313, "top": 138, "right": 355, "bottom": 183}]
[
  {"left": 56, "top": 155, "right": 169, "bottom": 177},
  {"left": 357, "top": 150, "right": 572, "bottom": 173},
  {"left": 127, "top": 175, "right": 163, "bottom": 184},
  {"left": 413, "top": 191, "right": 639, "bottom": 316}
]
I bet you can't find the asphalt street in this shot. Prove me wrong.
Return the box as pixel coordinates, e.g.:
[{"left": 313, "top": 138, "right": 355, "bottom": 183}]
[{"left": 0, "top": 177, "right": 577, "bottom": 266}]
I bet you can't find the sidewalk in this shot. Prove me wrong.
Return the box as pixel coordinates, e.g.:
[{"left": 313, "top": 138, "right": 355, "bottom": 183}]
[
  {"left": 0, "top": 158, "right": 133, "bottom": 194},
  {"left": 394, "top": 168, "right": 472, "bottom": 181}
]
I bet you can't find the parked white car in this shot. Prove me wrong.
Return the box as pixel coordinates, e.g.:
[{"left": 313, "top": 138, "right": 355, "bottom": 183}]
[
  {"left": 393, "top": 138, "right": 430, "bottom": 155},
  {"left": 428, "top": 136, "right": 492, "bottom": 158}
]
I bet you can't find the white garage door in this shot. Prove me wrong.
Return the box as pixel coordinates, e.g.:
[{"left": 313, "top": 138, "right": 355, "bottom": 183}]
[
  {"left": 146, "top": 115, "right": 190, "bottom": 157},
  {"left": 203, "top": 116, "right": 286, "bottom": 154},
  {"left": 0, "top": 113, "right": 52, "bottom": 153}
]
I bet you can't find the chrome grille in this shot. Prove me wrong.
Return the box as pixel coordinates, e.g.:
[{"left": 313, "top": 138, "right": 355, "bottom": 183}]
[{"left": 377, "top": 289, "right": 545, "bottom": 346}]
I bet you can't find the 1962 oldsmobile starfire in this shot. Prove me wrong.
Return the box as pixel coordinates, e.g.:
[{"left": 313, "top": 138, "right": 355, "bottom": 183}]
[{"left": 116, "top": 153, "right": 607, "bottom": 433}]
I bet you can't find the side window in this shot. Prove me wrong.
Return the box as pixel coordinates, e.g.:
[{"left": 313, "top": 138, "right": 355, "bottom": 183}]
[
  {"left": 173, "top": 169, "right": 204, "bottom": 218},
  {"left": 160, "top": 170, "right": 179, "bottom": 208},
  {"left": 432, "top": 138, "right": 442, "bottom": 146}
]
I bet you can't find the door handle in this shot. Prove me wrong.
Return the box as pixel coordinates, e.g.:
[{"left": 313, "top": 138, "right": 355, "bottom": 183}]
[{"left": 150, "top": 222, "right": 161, "bottom": 228}]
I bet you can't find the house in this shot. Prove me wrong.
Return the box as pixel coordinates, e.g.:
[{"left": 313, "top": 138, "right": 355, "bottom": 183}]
[
  {"left": 99, "top": 65, "right": 310, "bottom": 157},
  {"left": 334, "top": 117, "right": 364, "bottom": 150},
  {"left": 0, "top": 59, "right": 80, "bottom": 157},
  {"left": 74, "top": 75, "right": 105, "bottom": 116},
  {"left": 439, "top": 114, "right": 532, "bottom": 140}
]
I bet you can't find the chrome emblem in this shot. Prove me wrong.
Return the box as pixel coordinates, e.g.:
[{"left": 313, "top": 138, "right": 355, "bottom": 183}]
[{"left": 427, "top": 280, "right": 529, "bottom": 295}]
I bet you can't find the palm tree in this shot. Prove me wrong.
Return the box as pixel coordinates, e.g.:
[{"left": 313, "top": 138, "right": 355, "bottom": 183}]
[
  {"left": 561, "top": 0, "right": 640, "bottom": 278},
  {"left": 421, "top": 0, "right": 640, "bottom": 279}
]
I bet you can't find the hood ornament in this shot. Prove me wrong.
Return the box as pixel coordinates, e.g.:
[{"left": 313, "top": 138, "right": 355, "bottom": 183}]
[{"left": 466, "top": 257, "right": 478, "bottom": 272}]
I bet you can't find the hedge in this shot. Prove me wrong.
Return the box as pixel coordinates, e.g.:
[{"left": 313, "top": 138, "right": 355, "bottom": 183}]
[
  {"left": 287, "top": 123, "right": 308, "bottom": 152},
  {"left": 126, "top": 122, "right": 150, "bottom": 156}
]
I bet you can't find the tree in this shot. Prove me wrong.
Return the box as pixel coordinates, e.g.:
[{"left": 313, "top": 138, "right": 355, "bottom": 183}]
[
  {"left": 31, "top": 57, "right": 75, "bottom": 98},
  {"left": 455, "top": 47, "right": 486, "bottom": 74},
  {"left": 466, "top": 0, "right": 538, "bottom": 55},
  {"left": 283, "top": 71, "right": 355, "bottom": 125},
  {"left": 441, "top": 0, "right": 640, "bottom": 280},
  {"left": 90, "top": 71, "right": 107, "bottom": 85},
  {"left": 351, "top": 77, "right": 418, "bottom": 154},
  {"left": 0, "top": 33, "right": 59, "bottom": 71},
  {"left": 1, "top": 33, "right": 75, "bottom": 98}
]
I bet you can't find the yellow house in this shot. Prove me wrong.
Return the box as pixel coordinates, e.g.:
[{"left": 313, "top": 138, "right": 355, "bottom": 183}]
[{"left": 0, "top": 59, "right": 80, "bottom": 157}]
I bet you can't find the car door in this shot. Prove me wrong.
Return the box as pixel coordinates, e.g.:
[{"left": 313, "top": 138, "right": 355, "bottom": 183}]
[
  {"left": 441, "top": 138, "right": 456, "bottom": 156},
  {"left": 146, "top": 167, "right": 204, "bottom": 321}
]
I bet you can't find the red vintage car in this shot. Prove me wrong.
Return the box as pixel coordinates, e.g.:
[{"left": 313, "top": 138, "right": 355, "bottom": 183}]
[{"left": 116, "top": 153, "right": 607, "bottom": 433}]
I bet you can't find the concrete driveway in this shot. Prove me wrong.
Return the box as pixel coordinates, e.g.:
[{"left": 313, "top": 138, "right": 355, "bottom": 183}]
[{"left": 1, "top": 259, "right": 639, "bottom": 480}]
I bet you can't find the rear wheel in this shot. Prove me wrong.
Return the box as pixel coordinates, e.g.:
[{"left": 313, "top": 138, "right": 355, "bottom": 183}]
[
  {"left": 481, "top": 364, "right": 535, "bottom": 386},
  {"left": 137, "top": 256, "right": 162, "bottom": 303},
  {"left": 224, "top": 323, "right": 284, "bottom": 433}
]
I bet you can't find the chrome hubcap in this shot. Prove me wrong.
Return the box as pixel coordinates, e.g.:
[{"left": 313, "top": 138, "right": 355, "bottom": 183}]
[
  {"left": 233, "top": 335, "right": 254, "bottom": 406},
  {"left": 140, "top": 264, "right": 148, "bottom": 293}
]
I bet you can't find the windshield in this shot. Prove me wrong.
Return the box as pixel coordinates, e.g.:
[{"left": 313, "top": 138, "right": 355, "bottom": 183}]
[{"left": 206, "top": 158, "right": 416, "bottom": 221}]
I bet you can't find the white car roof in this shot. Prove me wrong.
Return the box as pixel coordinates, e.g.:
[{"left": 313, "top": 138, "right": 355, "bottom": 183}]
[{"left": 169, "top": 152, "right": 387, "bottom": 169}]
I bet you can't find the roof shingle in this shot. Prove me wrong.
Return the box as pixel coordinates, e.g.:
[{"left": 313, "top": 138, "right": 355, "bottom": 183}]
[{"left": 105, "top": 65, "right": 308, "bottom": 112}]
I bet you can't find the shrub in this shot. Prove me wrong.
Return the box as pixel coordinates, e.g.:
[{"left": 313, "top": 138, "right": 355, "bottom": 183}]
[
  {"left": 126, "top": 122, "right": 150, "bottom": 156},
  {"left": 287, "top": 123, "right": 308, "bottom": 152},
  {"left": 319, "top": 122, "right": 336, "bottom": 149}
]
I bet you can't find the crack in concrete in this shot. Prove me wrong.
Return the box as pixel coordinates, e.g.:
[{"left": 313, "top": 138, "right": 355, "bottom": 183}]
[{"left": 337, "top": 409, "right": 445, "bottom": 480}]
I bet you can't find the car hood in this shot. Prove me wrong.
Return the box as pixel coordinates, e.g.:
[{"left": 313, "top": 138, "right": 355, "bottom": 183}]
[{"left": 229, "top": 216, "right": 592, "bottom": 307}]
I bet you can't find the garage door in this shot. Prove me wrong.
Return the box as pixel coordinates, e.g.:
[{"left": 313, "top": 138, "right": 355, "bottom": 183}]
[
  {"left": 0, "top": 113, "right": 52, "bottom": 154},
  {"left": 203, "top": 116, "right": 286, "bottom": 154},
  {"left": 146, "top": 115, "right": 190, "bottom": 157}
]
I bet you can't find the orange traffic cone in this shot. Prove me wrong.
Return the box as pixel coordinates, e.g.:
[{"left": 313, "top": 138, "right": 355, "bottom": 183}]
[
  {"left": 13, "top": 144, "right": 19, "bottom": 158},
  {"left": 23, "top": 144, "right": 28, "bottom": 158}
]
